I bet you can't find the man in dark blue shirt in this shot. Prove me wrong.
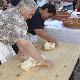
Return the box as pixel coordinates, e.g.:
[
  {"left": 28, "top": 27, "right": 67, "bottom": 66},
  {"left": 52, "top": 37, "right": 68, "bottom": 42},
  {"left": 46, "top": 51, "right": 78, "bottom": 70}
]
[
  {"left": 27, "top": 9, "right": 45, "bottom": 35},
  {"left": 27, "top": 3, "right": 57, "bottom": 45}
]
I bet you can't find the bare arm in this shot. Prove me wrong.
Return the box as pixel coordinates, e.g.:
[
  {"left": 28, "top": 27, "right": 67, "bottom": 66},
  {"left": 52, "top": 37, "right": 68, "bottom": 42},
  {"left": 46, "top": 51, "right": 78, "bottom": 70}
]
[{"left": 34, "top": 28, "right": 57, "bottom": 43}]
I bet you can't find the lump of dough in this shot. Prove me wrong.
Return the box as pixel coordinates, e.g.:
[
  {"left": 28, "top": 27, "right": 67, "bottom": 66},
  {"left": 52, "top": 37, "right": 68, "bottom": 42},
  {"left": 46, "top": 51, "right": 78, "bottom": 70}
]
[
  {"left": 44, "top": 42, "right": 55, "bottom": 51},
  {"left": 21, "top": 55, "right": 46, "bottom": 71},
  {"left": 21, "top": 57, "right": 37, "bottom": 71}
]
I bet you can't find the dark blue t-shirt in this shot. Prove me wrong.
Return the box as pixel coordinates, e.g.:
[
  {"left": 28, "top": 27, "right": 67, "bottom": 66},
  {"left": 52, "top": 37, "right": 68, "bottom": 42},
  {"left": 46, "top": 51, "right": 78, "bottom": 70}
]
[
  {"left": 11, "top": 0, "right": 20, "bottom": 6},
  {"left": 27, "top": 9, "right": 45, "bottom": 35}
]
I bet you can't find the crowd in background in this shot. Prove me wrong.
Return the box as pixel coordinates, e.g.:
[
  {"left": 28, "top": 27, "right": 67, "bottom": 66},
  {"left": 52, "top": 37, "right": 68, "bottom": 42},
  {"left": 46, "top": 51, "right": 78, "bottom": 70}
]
[{"left": 0, "top": 0, "right": 80, "bottom": 11}]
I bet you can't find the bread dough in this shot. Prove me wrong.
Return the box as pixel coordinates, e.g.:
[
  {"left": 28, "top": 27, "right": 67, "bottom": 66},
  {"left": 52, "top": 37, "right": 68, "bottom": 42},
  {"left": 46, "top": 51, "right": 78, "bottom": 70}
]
[
  {"left": 21, "top": 57, "right": 37, "bottom": 71},
  {"left": 44, "top": 42, "right": 55, "bottom": 51},
  {"left": 21, "top": 55, "right": 46, "bottom": 71}
]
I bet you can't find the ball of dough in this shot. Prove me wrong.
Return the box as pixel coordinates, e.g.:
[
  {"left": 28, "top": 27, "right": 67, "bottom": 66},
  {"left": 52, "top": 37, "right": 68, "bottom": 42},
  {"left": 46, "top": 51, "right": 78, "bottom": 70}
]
[
  {"left": 44, "top": 42, "right": 55, "bottom": 51},
  {"left": 21, "top": 55, "right": 45, "bottom": 71},
  {"left": 21, "top": 57, "right": 37, "bottom": 71}
]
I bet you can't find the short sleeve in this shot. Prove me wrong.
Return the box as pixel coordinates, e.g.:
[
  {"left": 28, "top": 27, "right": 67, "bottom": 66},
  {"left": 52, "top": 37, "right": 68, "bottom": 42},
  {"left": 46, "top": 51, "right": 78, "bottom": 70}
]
[
  {"left": 13, "top": 14, "right": 28, "bottom": 40},
  {"left": 28, "top": 13, "right": 44, "bottom": 29},
  {"left": 0, "top": 8, "right": 28, "bottom": 45}
]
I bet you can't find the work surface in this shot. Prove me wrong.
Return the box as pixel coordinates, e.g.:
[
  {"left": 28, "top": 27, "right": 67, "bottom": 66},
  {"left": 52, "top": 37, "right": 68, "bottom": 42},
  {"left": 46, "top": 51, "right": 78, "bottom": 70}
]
[{"left": 0, "top": 40, "right": 80, "bottom": 80}]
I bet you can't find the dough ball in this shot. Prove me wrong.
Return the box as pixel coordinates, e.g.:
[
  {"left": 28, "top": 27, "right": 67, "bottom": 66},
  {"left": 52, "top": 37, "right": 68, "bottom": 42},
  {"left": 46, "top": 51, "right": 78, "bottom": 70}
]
[
  {"left": 21, "top": 57, "right": 37, "bottom": 71},
  {"left": 21, "top": 55, "right": 46, "bottom": 71},
  {"left": 44, "top": 42, "right": 55, "bottom": 51}
]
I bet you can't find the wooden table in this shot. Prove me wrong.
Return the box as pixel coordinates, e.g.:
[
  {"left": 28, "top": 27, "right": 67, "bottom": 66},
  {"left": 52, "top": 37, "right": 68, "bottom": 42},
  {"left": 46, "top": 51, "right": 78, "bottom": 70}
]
[{"left": 0, "top": 40, "right": 80, "bottom": 80}]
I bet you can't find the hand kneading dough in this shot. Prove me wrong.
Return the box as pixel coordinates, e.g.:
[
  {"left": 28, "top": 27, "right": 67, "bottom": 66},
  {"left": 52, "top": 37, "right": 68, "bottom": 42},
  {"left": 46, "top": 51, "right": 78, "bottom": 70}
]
[
  {"left": 44, "top": 42, "right": 55, "bottom": 50},
  {"left": 21, "top": 55, "right": 46, "bottom": 71}
]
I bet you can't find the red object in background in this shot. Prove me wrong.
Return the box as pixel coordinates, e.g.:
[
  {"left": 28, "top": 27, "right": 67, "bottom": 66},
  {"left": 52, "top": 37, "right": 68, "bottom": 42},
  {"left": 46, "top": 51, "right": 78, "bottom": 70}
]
[
  {"left": 77, "top": 8, "right": 80, "bottom": 12},
  {"left": 53, "top": 11, "right": 70, "bottom": 21}
]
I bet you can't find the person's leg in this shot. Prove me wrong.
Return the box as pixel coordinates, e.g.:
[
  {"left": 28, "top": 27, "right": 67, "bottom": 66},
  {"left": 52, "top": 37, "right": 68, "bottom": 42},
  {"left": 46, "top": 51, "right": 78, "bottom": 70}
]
[{"left": 17, "top": 39, "right": 53, "bottom": 67}]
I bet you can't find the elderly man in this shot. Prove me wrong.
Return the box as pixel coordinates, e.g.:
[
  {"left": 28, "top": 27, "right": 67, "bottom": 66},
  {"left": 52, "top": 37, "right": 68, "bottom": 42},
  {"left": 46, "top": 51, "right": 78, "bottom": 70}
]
[{"left": 0, "top": 1, "right": 53, "bottom": 67}]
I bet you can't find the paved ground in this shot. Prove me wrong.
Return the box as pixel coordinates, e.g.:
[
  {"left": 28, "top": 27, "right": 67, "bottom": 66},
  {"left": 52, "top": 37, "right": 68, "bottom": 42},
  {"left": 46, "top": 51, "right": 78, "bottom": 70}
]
[{"left": 70, "top": 57, "right": 80, "bottom": 80}]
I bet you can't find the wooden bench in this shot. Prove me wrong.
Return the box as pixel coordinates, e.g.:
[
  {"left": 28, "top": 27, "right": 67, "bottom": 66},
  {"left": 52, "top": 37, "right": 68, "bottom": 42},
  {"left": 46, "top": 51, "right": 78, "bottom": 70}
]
[{"left": 0, "top": 41, "right": 80, "bottom": 80}]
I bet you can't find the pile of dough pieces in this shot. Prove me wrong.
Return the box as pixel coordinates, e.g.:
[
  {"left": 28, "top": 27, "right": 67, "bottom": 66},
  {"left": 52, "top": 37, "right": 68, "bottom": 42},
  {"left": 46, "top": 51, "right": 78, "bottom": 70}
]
[
  {"left": 21, "top": 55, "right": 45, "bottom": 71},
  {"left": 44, "top": 42, "right": 56, "bottom": 51}
]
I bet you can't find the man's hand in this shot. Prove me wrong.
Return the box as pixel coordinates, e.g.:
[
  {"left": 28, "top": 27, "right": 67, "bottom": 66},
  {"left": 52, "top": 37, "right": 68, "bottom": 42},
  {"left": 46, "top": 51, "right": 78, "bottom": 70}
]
[{"left": 34, "top": 28, "right": 58, "bottom": 46}]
